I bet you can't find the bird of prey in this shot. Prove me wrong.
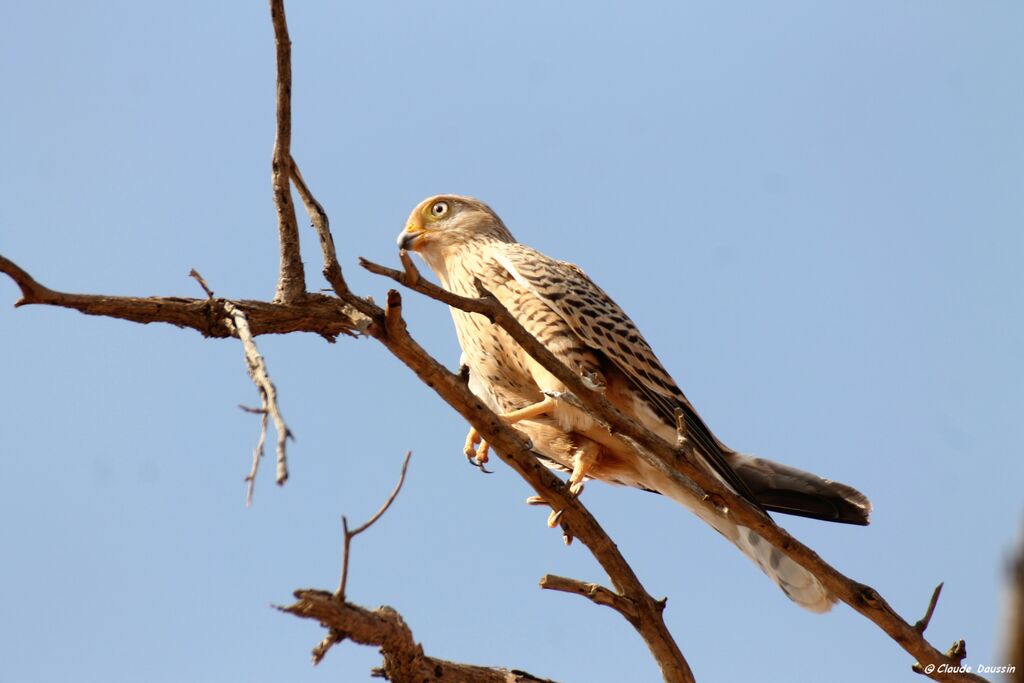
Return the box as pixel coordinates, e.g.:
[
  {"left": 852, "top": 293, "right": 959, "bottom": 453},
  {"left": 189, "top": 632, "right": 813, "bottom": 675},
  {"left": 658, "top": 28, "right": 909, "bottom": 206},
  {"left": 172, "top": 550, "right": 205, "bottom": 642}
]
[{"left": 397, "top": 194, "right": 870, "bottom": 612}]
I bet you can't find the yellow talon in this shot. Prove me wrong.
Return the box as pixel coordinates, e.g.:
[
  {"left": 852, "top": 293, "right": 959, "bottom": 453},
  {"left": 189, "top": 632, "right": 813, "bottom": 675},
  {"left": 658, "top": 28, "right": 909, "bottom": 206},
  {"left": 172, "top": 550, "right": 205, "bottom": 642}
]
[
  {"left": 475, "top": 439, "right": 491, "bottom": 465},
  {"left": 463, "top": 427, "right": 481, "bottom": 459}
]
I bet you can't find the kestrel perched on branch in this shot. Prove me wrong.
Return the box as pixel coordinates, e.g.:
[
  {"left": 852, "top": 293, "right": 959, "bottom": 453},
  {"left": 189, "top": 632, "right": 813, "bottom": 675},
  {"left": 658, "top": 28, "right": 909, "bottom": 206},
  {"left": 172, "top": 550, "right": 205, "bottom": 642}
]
[{"left": 397, "top": 194, "right": 870, "bottom": 612}]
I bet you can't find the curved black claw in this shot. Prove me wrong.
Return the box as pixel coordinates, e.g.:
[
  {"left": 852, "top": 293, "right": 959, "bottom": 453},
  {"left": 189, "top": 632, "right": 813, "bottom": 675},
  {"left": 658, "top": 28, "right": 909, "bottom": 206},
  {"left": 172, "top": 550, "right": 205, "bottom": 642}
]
[{"left": 465, "top": 455, "right": 493, "bottom": 474}]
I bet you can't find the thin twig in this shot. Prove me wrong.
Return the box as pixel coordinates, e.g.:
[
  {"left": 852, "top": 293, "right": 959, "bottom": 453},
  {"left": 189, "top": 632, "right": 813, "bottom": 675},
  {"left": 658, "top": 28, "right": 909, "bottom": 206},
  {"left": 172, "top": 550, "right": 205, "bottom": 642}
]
[
  {"left": 398, "top": 249, "right": 420, "bottom": 287},
  {"left": 290, "top": 157, "right": 339, "bottom": 289},
  {"left": 188, "top": 268, "right": 215, "bottom": 299},
  {"left": 224, "top": 300, "right": 291, "bottom": 494},
  {"left": 244, "top": 408, "right": 269, "bottom": 507},
  {"left": 916, "top": 583, "right": 944, "bottom": 633},
  {"left": 290, "top": 156, "right": 378, "bottom": 322},
  {"left": 337, "top": 450, "right": 412, "bottom": 601},
  {"left": 539, "top": 574, "right": 639, "bottom": 622}
]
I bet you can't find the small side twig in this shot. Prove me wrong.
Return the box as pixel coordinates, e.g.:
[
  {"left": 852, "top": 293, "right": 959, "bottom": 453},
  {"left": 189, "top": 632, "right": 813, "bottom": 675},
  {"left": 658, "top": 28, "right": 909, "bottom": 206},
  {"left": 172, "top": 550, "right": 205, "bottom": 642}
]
[
  {"left": 188, "top": 268, "right": 215, "bottom": 299},
  {"left": 383, "top": 290, "right": 405, "bottom": 338},
  {"left": 241, "top": 405, "right": 269, "bottom": 507},
  {"left": 539, "top": 574, "right": 639, "bottom": 622},
  {"left": 224, "top": 300, "right": 292, "bottom": 500},
  {"left": 290, "top": 155, "right": 378, "bottom": 322},
  {"left": 398, "top": 249, "right": 420, "bottom": 287},
  {"left": 337, "top": 450, "right": 412, "bottom": 601},
  {"left": 915, "top": 583, "right": 944, "bottom": 634}
]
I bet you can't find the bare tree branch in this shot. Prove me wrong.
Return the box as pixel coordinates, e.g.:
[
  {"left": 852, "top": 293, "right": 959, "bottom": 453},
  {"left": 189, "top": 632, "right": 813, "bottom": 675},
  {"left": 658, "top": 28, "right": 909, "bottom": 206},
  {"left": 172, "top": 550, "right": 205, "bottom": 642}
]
[
  {"left": 221, "top": 300, "right": 292, "bottom": 495},
  {"left": 337, "top": 450, "right": 412, "bottom": 601},
  {"left": 269, "top": 0, "right": 306, "bottom": 303},
  {"left": 0, "top": 255, "right": 364, "bottom": 339},
  {"left": 281, "top": 590, "right": 559, "bottom": 682},
  {"left": 242, "top": 405, "right": 270, "bottom": 507},
  {"left": 916, "top": 583, "right": 944, "bottom": 634},
  {"left": 539, "top": 574, "right": 639, "bottom": 622},
  {"left": 187, "top": 268, "right": 215, "bottom": 299},
  {"left": 290, "top": 156, "right": 378, "bottom": 321},
  {"left": 308, "top": 451, "right": 413, "bottom": 665}
]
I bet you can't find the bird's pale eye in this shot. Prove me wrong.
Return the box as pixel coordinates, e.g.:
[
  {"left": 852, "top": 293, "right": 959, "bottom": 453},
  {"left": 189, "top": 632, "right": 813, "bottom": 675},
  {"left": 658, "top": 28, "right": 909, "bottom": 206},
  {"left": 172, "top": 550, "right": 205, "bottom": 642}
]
[{"left": 430, "top": 201, "right": 449, "bottom": 218}]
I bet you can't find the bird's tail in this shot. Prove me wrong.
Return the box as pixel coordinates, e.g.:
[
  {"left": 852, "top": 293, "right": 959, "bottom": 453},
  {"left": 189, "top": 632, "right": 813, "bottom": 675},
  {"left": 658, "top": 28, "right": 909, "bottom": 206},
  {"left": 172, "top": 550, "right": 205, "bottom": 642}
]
[
  {"left": 652, "top": 469, "right": 837, "bottom": 612},
  {"left": 724, "top": 451, "right": 872, "bottom": 526},
  {"left": 721, "top": 519, "right": 835, "bottom": 612}
]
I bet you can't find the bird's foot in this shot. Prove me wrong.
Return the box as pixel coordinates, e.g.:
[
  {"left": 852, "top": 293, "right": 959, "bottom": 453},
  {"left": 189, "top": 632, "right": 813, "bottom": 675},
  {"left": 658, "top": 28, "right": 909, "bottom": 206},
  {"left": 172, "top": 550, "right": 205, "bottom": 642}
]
[
  {"left": 462, "top": 427, "right": 492, "bottom": 472},
  {"left": 461, "top": 398, "right": 558, "bottom": 471}
]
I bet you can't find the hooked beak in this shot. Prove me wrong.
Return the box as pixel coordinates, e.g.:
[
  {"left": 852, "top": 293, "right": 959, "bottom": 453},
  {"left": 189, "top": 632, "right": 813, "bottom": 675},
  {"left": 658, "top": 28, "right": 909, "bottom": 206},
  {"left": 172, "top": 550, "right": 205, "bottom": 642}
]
[{"left": 397, "top": 224, "right": 428, "bottom": 251}]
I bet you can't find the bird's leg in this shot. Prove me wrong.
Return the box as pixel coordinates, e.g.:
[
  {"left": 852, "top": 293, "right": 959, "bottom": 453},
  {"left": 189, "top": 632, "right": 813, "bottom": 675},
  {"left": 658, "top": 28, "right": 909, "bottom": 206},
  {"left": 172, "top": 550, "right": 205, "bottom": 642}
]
[
  {"left": 497, "top": 395, "right": 558, "bottom": 424},
  {"left": 463, "top": 428, "right": 482, "bottom": 459},
  {"left": 462, "top": 429, "right": 493, "bottom": 472},
  {"left": 463, "top": 396, "right": 558, "bottom": 466}
]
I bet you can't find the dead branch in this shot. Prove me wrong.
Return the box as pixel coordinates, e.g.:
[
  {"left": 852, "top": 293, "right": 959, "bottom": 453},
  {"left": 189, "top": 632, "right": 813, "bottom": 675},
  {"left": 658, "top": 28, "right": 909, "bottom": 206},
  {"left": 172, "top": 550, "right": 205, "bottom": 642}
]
[
  {"left": 281, "top": 590, "right": 559, "bottom": 682},
  {"left": 221, "top": 300, "right": 291, "bottom": 496},
  {"left": 0, "top": 254, "right": 365, "bottom": 339},
  {"left": 188, "top": 268, "right": 215, "bottom": 299},
  {"left": 289, "top": 156, "right": 378, "bottom": 321},
  {"left": 916, "top": 583, "right": 944, "bottom": 634},
  {"left": 360, "top": 253, "right": 989, "bottom": 683},
  {"left": 337, "top": 450, "right": 412, "bottom": 601},
  {"left": 243, "top": 406, "right": 270, "bottom": 507},
  {"left": 307, "top": 451, "right": 413, "bottom": 665},
  {"left": 540, "top": 574, "right": 639, "bottom": 622},
  {"left": 269, "top": 0, "right": 306, "bottom": 304}
]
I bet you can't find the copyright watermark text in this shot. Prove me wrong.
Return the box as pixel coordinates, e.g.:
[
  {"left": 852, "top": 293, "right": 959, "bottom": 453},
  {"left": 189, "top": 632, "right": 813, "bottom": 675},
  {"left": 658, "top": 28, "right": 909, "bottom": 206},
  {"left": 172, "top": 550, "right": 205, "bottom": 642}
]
[{"left": 920, "top": 663, "right": 1015, "bottom": 675}]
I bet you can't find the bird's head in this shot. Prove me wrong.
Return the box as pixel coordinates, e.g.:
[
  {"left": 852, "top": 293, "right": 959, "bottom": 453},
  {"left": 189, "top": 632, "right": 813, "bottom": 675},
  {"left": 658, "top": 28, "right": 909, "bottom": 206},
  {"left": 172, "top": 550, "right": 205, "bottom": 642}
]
[{"left": 397, "top": 195, "right": 513, "bottom": 258}]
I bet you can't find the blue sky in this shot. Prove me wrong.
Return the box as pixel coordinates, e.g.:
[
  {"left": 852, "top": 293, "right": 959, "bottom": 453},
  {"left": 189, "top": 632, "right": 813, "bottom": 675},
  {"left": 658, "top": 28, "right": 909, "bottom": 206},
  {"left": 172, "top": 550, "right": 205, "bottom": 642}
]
[{"left": 1, "top": 2, "right": 1022, "bottom": 682}]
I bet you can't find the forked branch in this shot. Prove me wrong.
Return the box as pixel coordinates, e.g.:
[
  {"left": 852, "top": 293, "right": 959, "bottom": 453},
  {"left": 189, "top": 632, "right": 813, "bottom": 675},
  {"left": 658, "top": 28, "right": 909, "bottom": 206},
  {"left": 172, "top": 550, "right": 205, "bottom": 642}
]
[
  {"left": 337, "top": 450, "right": 412, "bottom": 601},
  {"left": 223, "top": 300, "right": 292, "bottom": 494},
  {"left": 281, "top": 591, "right": 560, "bottom": 682}
]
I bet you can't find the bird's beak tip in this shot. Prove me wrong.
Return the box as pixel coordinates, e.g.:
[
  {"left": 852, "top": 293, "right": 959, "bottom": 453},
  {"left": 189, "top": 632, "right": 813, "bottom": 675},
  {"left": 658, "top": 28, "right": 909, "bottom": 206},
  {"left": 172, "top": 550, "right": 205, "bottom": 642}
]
[
  {"left": 397, "top": 231, "right": 417, "bottom": 251},
  {"left": 398, "top": 223, "right": 426, "bottom": 251}
]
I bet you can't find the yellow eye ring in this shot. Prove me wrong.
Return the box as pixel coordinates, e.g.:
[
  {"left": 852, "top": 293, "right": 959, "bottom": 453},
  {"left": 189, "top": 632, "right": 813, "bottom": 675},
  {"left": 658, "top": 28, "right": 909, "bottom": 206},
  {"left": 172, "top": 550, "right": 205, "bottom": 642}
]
[{"left": 430, "top": 201, "right": 449, "bottom": 218}]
